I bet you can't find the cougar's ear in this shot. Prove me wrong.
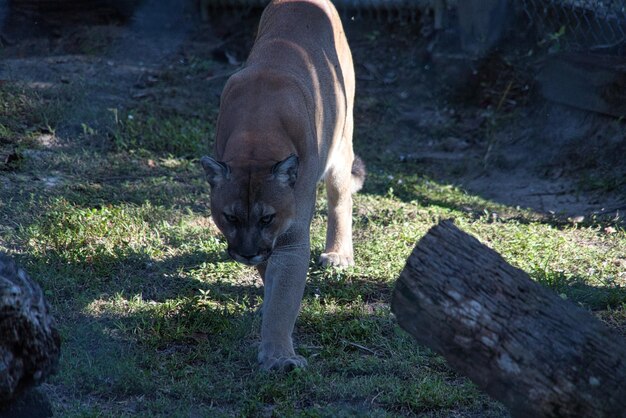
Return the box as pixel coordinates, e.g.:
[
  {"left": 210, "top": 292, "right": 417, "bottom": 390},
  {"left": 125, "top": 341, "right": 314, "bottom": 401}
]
[
  {"left": 271, "top": 154, "right": 299, "bottom": 188},
  {"left": 200, "top": 156, "right": 230, "bottom": 187}
]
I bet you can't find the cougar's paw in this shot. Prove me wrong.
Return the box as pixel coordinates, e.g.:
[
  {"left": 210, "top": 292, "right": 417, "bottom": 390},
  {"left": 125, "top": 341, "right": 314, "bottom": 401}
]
[
  {"left": 259, "top": 354, "right": 308, "bottom": 372},
  {"left": 319, "top": 252, "right": 354, "bottom": 268},
  {"left": 258, "top": 343, "right": 308, "bottom": 372}
]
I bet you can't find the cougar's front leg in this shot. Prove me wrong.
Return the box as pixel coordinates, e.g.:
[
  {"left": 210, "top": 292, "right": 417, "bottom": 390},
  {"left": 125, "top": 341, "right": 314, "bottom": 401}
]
[{"left": 257, "top": 231, "right": 310, "bottom": 371}]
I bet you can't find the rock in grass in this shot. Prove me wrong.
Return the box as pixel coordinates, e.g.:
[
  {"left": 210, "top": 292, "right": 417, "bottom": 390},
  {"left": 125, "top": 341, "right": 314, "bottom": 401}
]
[{"left": 0, "top": 253, "right": 60, "bottom": 407}]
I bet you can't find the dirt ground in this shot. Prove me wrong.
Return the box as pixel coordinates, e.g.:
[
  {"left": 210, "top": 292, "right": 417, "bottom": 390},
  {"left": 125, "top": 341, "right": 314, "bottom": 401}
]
[{"left": 1, "top": 1, "right": 624, "bottom": 223}]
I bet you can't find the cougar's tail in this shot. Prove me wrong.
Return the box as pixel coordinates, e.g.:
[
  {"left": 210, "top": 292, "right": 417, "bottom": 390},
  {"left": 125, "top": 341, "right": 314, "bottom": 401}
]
[{"left": 351, "top": 155, "right": 366, "bottom": 194}]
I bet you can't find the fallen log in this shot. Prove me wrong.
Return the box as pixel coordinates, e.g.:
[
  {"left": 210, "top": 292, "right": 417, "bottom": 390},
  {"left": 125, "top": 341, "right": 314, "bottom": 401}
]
[
  {"left": 391, "top": 220, "right": 626, "bottom": 418},
  {"left": 0, "top": 253, "right": 60, "bottom": 408}
]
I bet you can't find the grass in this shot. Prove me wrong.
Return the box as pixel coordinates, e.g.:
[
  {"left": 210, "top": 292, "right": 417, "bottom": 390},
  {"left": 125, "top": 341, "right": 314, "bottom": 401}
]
[
  {"left": 1, "top": 50, "right": 625, "bottom": 418},
  {"left": 110, "top": 111, "right": 216, "bottom": 158}
]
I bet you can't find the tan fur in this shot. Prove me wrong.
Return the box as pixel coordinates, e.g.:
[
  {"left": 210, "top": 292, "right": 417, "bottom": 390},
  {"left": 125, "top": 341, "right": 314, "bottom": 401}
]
[{"left": 201, "top": 0, "right": 361, "bottom": 371}]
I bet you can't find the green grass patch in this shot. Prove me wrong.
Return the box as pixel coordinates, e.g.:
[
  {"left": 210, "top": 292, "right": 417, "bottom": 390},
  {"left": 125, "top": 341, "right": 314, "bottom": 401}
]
[
  {"left": 1, "top": 57, "right": 624, "bottom": 417},
  {"left": 111, "top": 110, "right": 215, "bottom": 157},
  {"left": 0, "top": 83, "right": 69, "bottom": 137},
  {"left": 24, "top": 198, "right": 166, "bottom": 262}
]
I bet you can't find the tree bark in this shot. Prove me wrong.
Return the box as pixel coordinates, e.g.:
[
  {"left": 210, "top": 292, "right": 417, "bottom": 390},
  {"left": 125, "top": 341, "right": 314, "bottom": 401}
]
[
  {"left": 391, "top": 220, "right": 626, "bottom": 418},
  {"left": 0, "top": 253, "right": 60, "bottom": 406}
]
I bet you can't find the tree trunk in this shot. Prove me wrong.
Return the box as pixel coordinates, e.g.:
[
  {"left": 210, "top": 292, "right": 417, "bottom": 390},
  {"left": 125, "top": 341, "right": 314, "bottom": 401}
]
[
  {"left": 391, "top": 220, "right": 626, "bottom": 418},
  {"left": 0, "top": 253, "right": 60, "bottom": 406}
]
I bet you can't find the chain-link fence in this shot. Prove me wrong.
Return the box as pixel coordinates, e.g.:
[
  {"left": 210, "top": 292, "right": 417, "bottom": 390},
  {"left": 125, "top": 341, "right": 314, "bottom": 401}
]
[
  {"left": 361, "top": 0, "right": 626, "bottom": 55},
  {"left": 517, "top": 1, "right": 626, "bottom": 53},
  {"left": 201, "top": 0, "right": 626, "bottom": 54},
  {"left": 200, "top": 0, "right": 425, "bottom": 22}
]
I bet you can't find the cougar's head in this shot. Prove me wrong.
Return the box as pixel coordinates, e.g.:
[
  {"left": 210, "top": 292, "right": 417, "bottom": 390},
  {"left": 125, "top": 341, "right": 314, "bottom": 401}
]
[{"left": 200, "top": 154, "right": 298, "bottom": 266}]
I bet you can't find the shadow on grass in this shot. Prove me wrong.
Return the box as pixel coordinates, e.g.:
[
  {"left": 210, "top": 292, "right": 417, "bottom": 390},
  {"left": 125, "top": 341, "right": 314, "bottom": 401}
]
[
  {"left": 12, "top": 243, "right": 621, "bottom": 416},
  {"left": 57, "top": 171, "right": 209, "bottom": 209},
  {"left": 48, "top": 301, "right": 480, "bottom": 418},
  {"left": 14, "top": 248, "right": 237, "bottom": 306},
  {"left": 307, "top": 268, "right": 393, "bottom": 305},
  {"left": 16, "top": 244, "right": 397, "bottom": 312},
  {"left": 535, "top": 272, "right": 626, "bottom": 311}
]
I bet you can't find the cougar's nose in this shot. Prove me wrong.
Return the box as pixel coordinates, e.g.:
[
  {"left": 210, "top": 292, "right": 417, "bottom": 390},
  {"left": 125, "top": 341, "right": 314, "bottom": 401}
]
[
  {"left": 228, "top": 248, "right": 267, "bottom": 266},
  {"left": 240, "top": 252, "right": 259, "bottom": 261},
  {"left": 242, "top": 253, "right": 264, "bottom": 266}
]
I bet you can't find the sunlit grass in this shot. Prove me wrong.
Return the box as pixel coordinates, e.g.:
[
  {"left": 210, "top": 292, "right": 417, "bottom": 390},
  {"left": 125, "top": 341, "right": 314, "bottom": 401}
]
[
  {"left": 112, "top": 110, "right": 216, "bottom": 158},
  {"left": 1, "top": 67, "right": 624, "bottom": 417}
]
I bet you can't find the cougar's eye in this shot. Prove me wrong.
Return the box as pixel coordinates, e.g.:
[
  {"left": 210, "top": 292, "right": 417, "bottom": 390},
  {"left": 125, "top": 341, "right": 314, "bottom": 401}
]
[
  {"left": 223, "top": 212, "right": 238, "bottom": 224},
  {"left": 259, "top": 214, "right": 275, "bottom": 226}
]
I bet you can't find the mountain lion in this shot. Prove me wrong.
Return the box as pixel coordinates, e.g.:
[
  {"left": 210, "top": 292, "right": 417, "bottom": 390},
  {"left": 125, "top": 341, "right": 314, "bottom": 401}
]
[{"left": 201, "top": 0, "right": 364, "bottom": 371}]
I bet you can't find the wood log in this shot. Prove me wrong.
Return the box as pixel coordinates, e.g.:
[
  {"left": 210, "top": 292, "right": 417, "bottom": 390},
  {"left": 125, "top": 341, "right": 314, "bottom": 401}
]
[
  {"left": 391, "top": 220, "right": 626, "bottom": 418},
  {"left": 0, "top": 253, "right": 60, "bottom": 406}
]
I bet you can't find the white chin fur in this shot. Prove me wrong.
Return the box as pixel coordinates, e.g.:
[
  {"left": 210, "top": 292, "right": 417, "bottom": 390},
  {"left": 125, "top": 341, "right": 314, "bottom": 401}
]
[{"left": 232, "top": 253, "right": 266, "bottom": 266}]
